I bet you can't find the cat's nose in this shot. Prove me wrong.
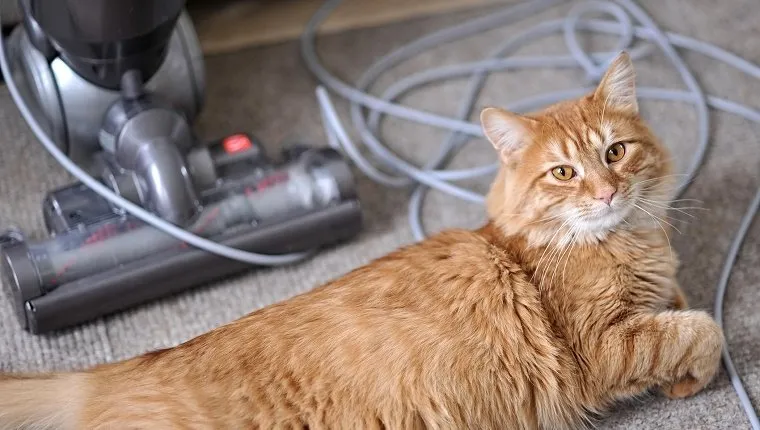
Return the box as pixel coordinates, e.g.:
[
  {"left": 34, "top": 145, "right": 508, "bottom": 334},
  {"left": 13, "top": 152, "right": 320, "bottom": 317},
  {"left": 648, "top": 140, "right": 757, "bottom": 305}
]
[{"left": 596, "top": 187, "right": 617, "bottom": 205}]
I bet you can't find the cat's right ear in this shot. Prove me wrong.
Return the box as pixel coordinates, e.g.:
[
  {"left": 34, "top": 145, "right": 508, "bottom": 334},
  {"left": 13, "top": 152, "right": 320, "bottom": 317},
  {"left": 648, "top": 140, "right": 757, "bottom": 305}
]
[
  {"left": 593, "top": 51, "right": 638, "bottom": 115},
  {"left": 480, "top": 107, "right": 533, "bottom": 161}
]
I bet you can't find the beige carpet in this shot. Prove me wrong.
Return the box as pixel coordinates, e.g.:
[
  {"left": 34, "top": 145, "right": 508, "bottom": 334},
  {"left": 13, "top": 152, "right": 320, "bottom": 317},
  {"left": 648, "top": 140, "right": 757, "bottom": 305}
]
[{"left": 1, "top": 1, "right": 759, "bottom": 428}]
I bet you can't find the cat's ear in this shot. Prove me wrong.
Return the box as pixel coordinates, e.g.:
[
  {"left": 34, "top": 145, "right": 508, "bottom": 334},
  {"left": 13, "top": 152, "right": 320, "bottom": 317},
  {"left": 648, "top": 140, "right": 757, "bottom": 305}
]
[
  {"left": 480, "top": 107, "right": 534, "bottom": 161},
  {"left": 593, "top": 51, "right": 638, "bottom": 115}
]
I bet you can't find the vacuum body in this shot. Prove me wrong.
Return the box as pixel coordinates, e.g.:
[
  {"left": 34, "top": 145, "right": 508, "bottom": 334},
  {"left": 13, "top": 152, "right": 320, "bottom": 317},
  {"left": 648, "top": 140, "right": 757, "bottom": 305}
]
[
  {"left": 0, "top": 0, "right": 363, "bottom": 333},
  {"left": 6, "top": 0, "right": 204, "bottom": 168}
]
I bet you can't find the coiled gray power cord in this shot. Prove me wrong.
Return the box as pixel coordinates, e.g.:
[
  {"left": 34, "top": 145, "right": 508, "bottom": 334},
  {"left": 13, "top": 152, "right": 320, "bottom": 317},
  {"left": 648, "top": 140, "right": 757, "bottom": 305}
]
[{"left": 304, "top": 0, "right": 760, "bottom": 427}]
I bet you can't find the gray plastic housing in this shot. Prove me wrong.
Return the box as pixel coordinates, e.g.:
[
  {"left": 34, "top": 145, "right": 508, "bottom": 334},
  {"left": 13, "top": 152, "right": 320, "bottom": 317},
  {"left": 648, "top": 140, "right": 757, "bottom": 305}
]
[{"left": 0, "top": 147, "right": 363, "bottom": 334}]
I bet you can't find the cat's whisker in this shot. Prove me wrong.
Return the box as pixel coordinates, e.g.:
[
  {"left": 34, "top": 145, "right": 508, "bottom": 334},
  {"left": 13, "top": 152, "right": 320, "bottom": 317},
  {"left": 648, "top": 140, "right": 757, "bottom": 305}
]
[
  {"left": 637, "top": 200, "right": 698, "bottom": 219},
  {"left": 634, "top": 204, "right": 682, "bottom": 235},
  {"left": 638, "top": 189, "right": 674, "bottom": 197},
  {"left": 642, "top": 204, "right": 707, "bottom": 211},
  {"left": 635, "top": 204, "right": 675, "bottom": 263},
  {"left": 637, "top": 201, "right": 697, "bottom": 225},
  {"left": 641, "top": 172, "right": 690, "bottom": 179},
  {"left": 530, "top": 220, "right": 567, "bottom": 283},
  {"left": 635, "top": 180, "right": 688, "bottom": 188},
  {"left": 634, "top": 173, "right": 689, "bottom": 186},
  {"left": 524, "top": 209, "right": 578, "bottom": 227},
  {"left": 559, "top": 224, "right": 579, "bottom": 288},
  {"left": 647, "top": 211, "right": 687, "bottom": 231},
  {"left": 640, "top": 199, "right": 706, "bottom": 211},
  {"left": 662, "top": 214, "right": 692, "bottom": 225},
  {"left": 637, "top": 185, "right": 702, "bottom": 200},
  {"left": 642, "top": 211, "right": 692, "bottom": 226},
  {"left": 531, "top": 218, "right": 572, "bottom": 284},
  {"left": 549, "top": 235, "right": 570, "bottom": 287},
  {"left": 536, "top": 243, "right": 560, "bottom": 287},
  {"left": 540, "top": 238, "right": 565, "bottom": 289},
  {"left": 638, "top": 187, "right": 678, "bottom": 196},
  {"left": 640, "top": 201, "right": 700, "bottom": 219},
  {"left": 635, "top": 180, "right": 692, "bottom": 194},
  {"left": 535, "top": 224, "right": 571, "bottom": 288},
  {"left": 541, "top": 223, "right": 575, "bottom": 289},
  {"left": 637, "top": 189, "right": 679, "bottom": 201},
  {"left": 640, "top": 177, "right": 698, "bottom": 193},
  {"left": 638, "top": 197, "right": 706, "bottom": 207},
  {"left": 667, "top": 198, "right": 704, "bottom": 204},
  {"left": 555, "top": 228, "right": 577, "bottom": 288},
  {"left": 637, "top": 184, "right": 679, "bottom": 194}
]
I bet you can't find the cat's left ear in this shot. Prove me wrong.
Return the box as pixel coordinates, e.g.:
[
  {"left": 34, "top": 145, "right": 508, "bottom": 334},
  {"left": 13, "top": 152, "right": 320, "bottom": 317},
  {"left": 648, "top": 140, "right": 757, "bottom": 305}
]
[
  {"left": 480, "top": 107, "right": 536, "bottom": 162},
  {"left": 593, "top": 51, "right": 638, "bottom": 115}
]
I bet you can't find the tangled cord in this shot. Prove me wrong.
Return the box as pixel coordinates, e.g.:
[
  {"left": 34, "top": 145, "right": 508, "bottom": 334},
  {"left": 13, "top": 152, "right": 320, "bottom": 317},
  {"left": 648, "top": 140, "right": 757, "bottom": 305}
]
[{"left": 303, "top": 0, "right": 760, "bottom": 427}]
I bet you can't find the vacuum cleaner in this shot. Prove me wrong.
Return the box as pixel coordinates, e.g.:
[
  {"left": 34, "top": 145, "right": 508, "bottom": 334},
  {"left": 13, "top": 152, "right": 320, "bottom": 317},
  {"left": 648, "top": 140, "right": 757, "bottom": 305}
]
[{"left": 0, "top": 0, "right": 363, "bottom": 334}]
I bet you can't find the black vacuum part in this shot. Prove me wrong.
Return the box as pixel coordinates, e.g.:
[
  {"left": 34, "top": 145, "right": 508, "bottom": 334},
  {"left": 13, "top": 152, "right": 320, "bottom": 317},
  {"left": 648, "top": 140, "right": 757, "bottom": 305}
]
[{"left": 24, "top": 0, "right": 185, "bottom": 89}]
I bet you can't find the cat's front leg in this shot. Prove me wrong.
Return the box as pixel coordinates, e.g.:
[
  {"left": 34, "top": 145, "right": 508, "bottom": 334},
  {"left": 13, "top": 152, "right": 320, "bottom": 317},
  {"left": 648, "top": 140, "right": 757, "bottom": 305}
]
[{"left": 595, "top": 310, "right": 724, "bottom": 400}]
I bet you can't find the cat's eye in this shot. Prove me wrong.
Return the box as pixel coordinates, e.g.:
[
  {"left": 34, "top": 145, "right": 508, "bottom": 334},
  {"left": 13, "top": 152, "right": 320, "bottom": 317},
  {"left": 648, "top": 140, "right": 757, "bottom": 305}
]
[
  {"left": 551, "top": 166, "right": 575, "bottom": 181},
  {"left": 606, "top": 142, "right": 626, "bottom": 163}
]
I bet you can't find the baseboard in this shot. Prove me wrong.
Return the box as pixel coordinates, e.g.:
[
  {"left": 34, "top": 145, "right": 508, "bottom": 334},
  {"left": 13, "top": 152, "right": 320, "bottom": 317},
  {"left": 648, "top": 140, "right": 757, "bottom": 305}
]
[{"left": 189, "top": 0, "right": 506, "bottom": 56}]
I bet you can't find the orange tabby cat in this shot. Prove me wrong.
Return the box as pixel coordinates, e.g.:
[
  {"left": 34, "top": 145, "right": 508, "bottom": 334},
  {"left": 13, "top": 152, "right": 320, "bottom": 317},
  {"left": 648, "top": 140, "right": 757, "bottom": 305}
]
[{"left": 0, "top": 52, "right": 724, "bottom": 430}]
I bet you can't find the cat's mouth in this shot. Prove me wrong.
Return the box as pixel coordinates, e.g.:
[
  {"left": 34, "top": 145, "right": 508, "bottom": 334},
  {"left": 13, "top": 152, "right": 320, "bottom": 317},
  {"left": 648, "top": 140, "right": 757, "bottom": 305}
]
[{"left": 574, "top": 197, "right": 635, "bottom": 234}]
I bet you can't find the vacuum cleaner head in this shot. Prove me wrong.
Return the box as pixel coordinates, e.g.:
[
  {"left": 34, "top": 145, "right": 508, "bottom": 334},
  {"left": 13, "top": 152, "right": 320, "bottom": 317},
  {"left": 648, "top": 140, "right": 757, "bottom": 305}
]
[{"left": 1, "top": 137, "right": 362, "bottom": 334}]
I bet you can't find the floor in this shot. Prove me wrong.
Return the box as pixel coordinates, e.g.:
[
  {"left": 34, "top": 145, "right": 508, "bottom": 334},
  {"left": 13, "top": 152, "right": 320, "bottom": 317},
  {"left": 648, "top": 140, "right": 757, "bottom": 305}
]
[{"left": 1, "top": 1, "right": 759, "bottom": 428}]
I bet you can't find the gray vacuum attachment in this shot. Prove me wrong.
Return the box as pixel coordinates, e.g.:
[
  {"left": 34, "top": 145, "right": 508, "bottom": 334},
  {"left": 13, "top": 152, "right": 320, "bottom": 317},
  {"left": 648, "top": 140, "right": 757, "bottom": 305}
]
[
  {"left": 0, "top": 4, "right": 363, "bottom": 335},
  {"left": 0, "top": 140, "right": 362, "bottom": 334}
]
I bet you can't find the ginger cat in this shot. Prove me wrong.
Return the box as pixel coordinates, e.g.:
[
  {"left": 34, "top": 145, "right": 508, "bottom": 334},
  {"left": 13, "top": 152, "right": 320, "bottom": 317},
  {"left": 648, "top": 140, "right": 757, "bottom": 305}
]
[{"left": 0, "top": 52, "right": 724, "bottom": 430}]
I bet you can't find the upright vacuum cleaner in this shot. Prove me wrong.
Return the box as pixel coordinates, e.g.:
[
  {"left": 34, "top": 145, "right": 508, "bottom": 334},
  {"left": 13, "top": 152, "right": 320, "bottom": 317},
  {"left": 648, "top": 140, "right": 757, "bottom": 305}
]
[{"left": 0, "top": 0, "right": 363, "bottom": 334}]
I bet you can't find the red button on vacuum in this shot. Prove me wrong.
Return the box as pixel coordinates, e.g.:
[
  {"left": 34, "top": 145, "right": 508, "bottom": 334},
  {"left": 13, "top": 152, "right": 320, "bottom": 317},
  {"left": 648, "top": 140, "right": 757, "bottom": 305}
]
[{"left": 223, "top": 134, "right": 253, "bottom": 153}]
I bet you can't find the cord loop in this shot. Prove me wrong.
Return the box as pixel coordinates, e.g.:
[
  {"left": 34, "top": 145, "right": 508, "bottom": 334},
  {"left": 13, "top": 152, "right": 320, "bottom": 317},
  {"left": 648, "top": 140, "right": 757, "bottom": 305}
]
[{"left": 564, "top": 1, "right": 635, "bottom": 83}]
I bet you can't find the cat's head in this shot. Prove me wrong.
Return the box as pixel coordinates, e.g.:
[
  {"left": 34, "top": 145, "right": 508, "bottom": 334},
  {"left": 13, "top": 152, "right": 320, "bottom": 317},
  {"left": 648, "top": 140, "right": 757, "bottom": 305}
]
[{"left": 481, "top": 52, "right": 673, "bottom": 246}]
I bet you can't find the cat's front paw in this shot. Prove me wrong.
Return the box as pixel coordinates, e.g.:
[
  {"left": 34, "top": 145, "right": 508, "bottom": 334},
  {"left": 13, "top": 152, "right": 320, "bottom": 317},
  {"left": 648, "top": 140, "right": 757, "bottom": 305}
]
[
  {"left": 661, "top": 375, "right": 704, "bottom": 399},
  {"left": 661, "top": 312, "right": 724, "bottom": 399}
]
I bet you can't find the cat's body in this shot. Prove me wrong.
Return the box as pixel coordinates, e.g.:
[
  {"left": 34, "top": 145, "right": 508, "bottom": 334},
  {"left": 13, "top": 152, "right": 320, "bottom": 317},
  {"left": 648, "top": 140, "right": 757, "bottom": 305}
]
[
  {"left": 0, "top": 53, "right": 724, "bottom": 430},
  {"left": 0, "top": 223, "right": 695, "bottom": 430}
]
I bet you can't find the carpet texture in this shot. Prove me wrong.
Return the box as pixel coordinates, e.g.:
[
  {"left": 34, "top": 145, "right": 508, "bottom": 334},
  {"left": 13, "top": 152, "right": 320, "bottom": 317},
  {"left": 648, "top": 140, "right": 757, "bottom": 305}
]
[{"left": 1, "top": 1, "right": 759, "bottom": 428}]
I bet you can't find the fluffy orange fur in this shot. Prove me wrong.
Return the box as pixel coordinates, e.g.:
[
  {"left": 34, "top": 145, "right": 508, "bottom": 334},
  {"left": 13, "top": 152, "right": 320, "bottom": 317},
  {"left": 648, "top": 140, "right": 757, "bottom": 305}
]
[{"left": 0, "top": 52, "right": 724, "bottom": 430}]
